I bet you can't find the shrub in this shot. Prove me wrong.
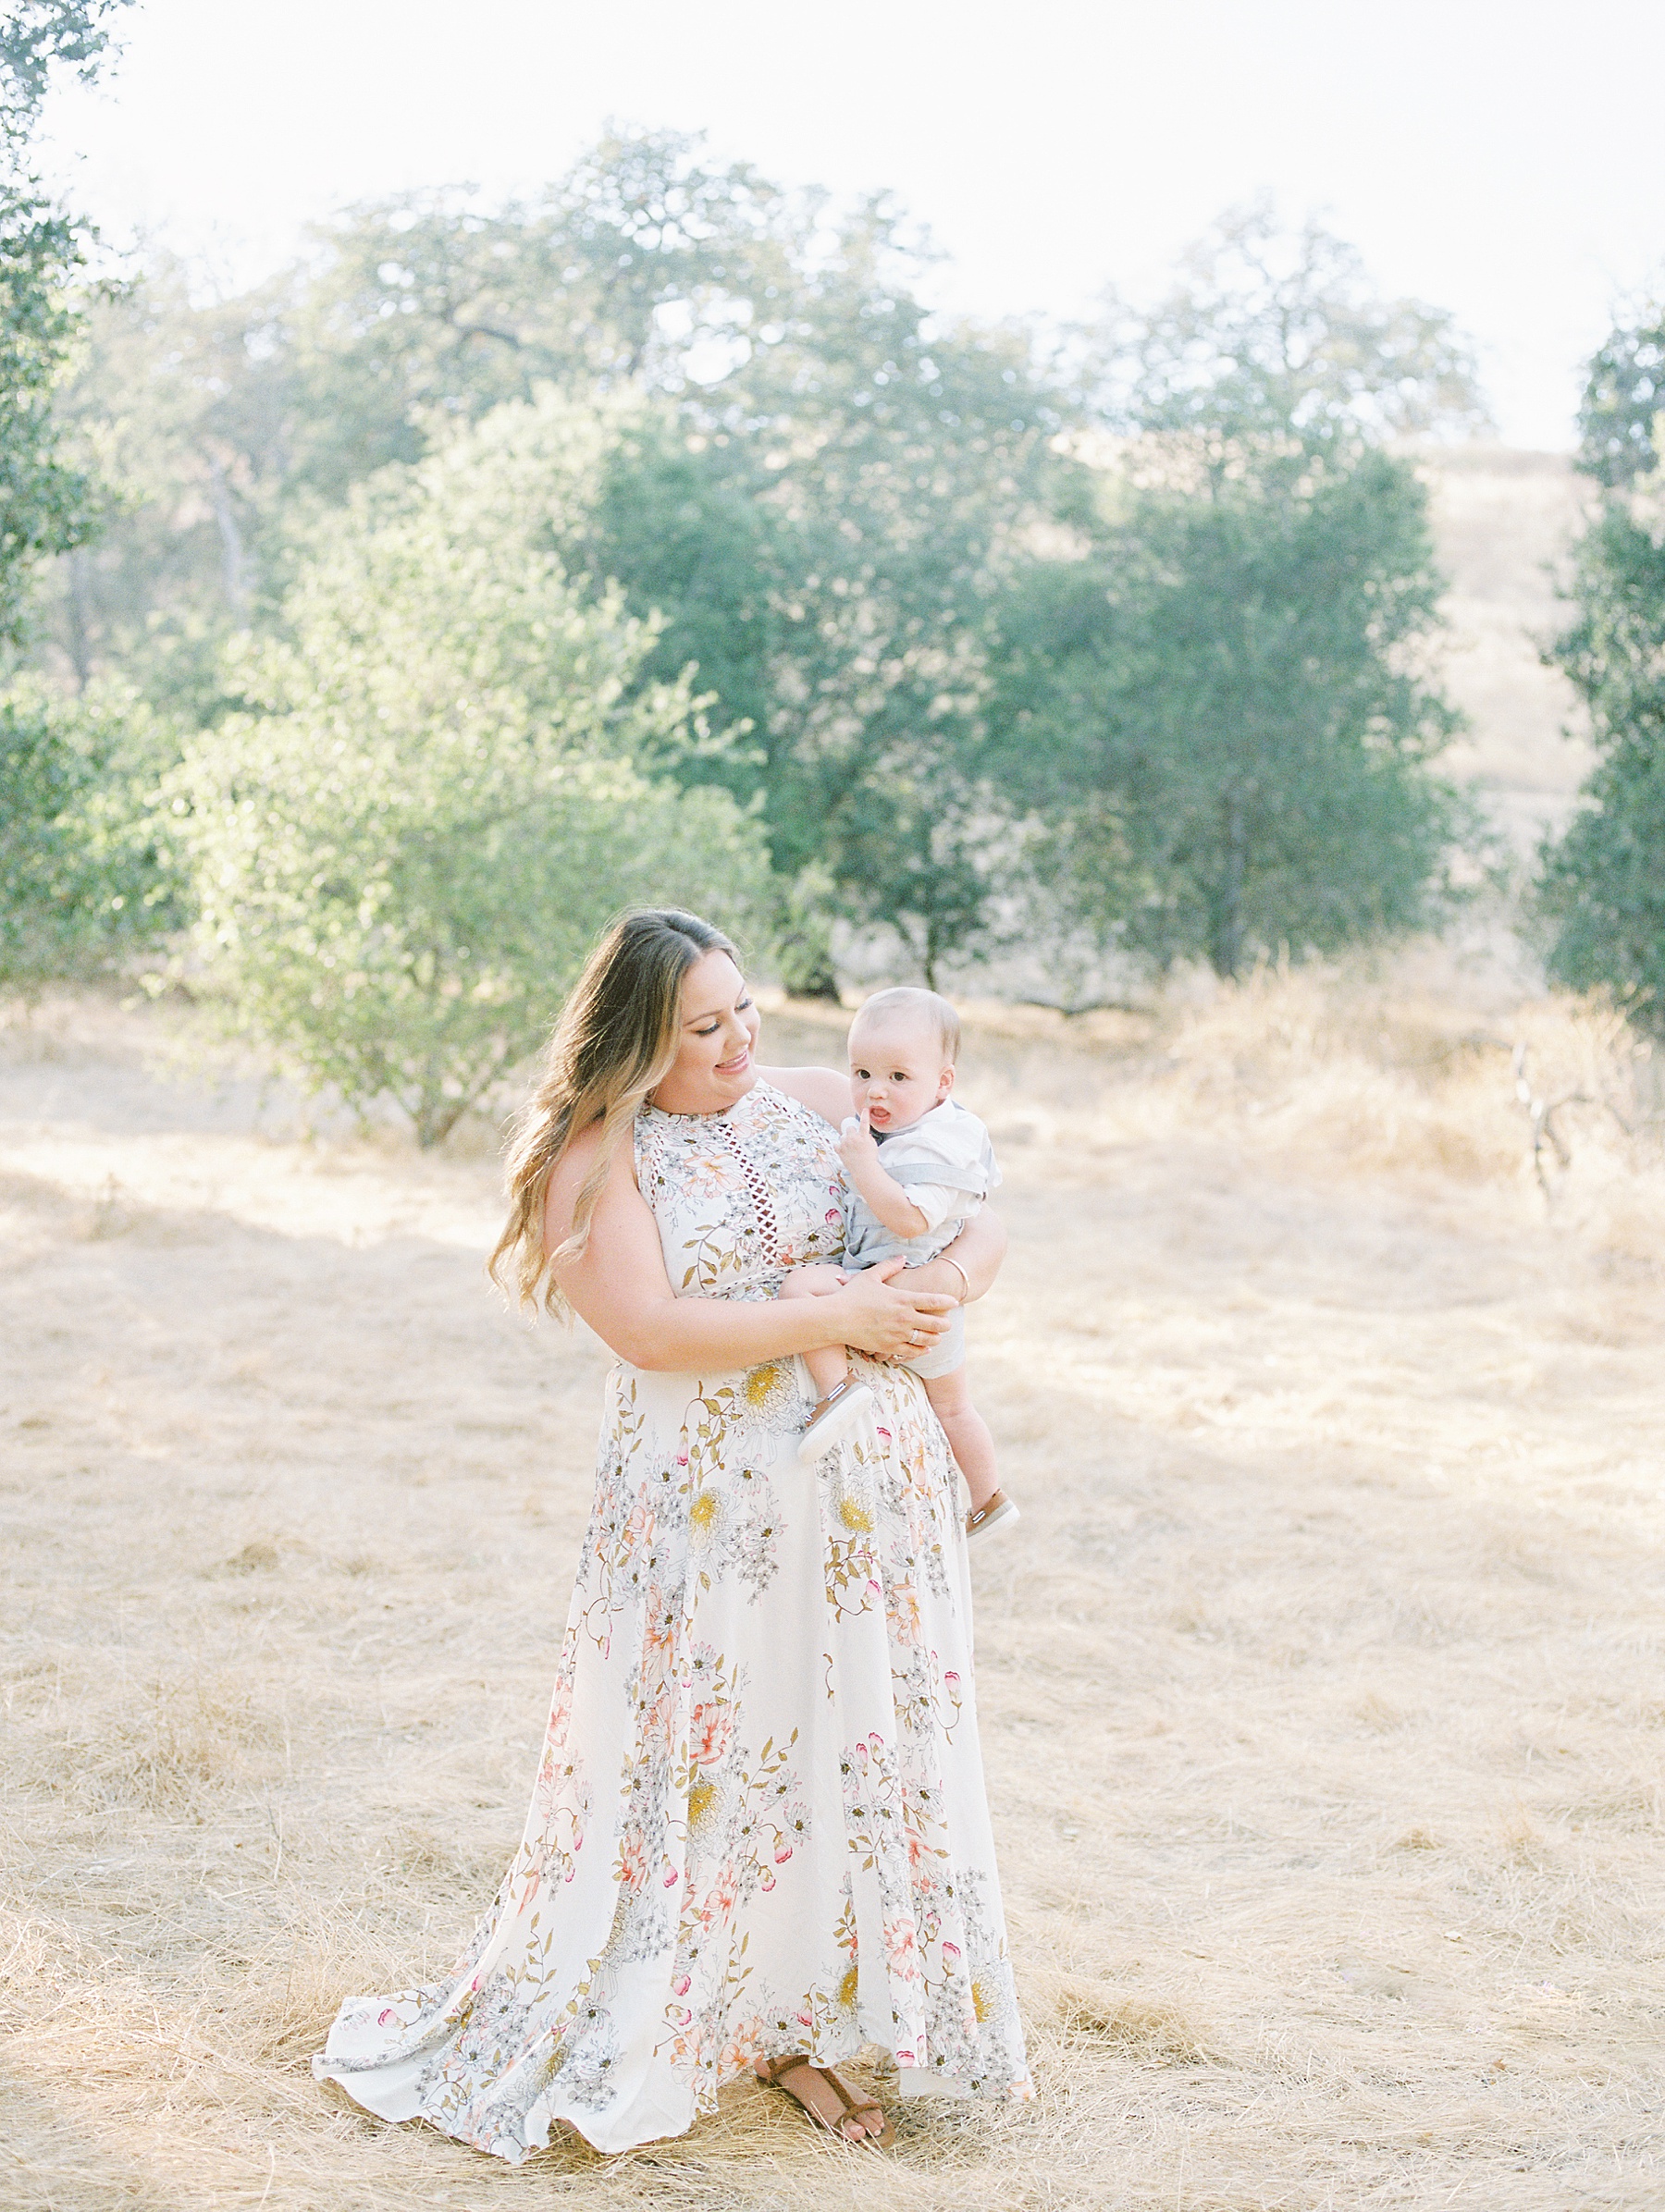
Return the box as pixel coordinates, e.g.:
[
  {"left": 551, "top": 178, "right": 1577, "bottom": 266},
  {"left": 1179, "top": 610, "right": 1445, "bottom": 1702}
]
[
  {"left": 165, "top": 430, "right": 767, "bottom": 1144},
  {"left": 0, "top": 678, "right": 179, "bottom": 999}
]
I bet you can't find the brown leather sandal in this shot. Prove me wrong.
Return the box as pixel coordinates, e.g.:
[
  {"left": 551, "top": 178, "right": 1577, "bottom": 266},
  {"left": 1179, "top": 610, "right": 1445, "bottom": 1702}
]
[{"left": 755, "top": 2054, "right": 895, "bottom": 2148}]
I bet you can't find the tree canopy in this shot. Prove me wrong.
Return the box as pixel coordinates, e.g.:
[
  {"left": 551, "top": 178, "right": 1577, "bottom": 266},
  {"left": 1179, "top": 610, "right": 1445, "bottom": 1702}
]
[
  {"left": 983, "top": 208, "right": 1477, "bottom": 979},
  {"left": 0, "top": 0, "right": 134, "bottom": 644},
  {"left": 1536, "top": 360, "right": 1665, "bottom": 1035}
]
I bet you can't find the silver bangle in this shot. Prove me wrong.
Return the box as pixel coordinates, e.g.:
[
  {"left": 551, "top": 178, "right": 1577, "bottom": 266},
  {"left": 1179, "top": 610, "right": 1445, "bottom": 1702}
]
[{"left": 943, "top": 1255, "right": 970, "bottom": 1304}]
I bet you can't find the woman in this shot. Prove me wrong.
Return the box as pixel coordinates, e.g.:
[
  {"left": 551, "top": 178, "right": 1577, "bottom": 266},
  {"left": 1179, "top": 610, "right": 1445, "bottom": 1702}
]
[{"left": 314, "top": 910, "right": 1032, "bottom": 2158}]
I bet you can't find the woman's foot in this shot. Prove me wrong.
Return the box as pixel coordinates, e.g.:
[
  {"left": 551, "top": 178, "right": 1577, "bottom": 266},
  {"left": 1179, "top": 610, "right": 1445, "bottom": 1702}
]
[
  {"left": 967, "top": 1488, "right": 1019, "bottom": 1540},
  {"left": 754, "top": 2055, "right": 894, "bottom": 2147},
  {"left": 796, "top": 1380, "right": 876, "bottom": 1466}
]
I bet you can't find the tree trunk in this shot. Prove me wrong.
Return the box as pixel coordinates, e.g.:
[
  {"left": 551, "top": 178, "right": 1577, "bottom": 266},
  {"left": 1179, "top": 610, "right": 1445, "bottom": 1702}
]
[
  {"left": 205, "top": 451, "right": 249, "bottom": 621},
  {"left": 66, "top": 547, "right": 92, "bottom": 691}
]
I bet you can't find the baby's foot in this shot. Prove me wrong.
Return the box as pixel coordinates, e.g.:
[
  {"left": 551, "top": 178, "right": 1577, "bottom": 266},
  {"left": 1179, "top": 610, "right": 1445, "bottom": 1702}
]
[
  {"left": 966, "top": 1488, "right": 1019, "bottom": 1540},
  {"left": 796, "top": 1380, "right": 876, "bottom": 1466}
]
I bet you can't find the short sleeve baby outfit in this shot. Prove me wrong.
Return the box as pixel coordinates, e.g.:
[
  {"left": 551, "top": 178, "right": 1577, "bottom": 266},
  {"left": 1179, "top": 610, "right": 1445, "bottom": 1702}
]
[{"left": 842, "top": 1098, "right": 1001, "bottom": 1380}]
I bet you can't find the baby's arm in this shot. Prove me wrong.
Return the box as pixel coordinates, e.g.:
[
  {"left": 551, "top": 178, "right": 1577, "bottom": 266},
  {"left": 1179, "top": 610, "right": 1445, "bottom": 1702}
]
[{"left": 836, "top": 1114, "right": 931, "bottom": 1237}]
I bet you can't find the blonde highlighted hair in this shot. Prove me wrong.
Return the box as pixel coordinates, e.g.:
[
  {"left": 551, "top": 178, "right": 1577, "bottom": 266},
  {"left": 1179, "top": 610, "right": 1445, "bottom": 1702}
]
[{"left": 490, "top": 908, "right": 737, "bottom": 1313}]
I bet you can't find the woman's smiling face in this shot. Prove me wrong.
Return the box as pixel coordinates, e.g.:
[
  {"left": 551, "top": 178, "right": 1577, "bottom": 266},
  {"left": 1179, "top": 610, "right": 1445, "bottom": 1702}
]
[{"left": 649, "top": 950, "right": 761, "bottom": 1115}]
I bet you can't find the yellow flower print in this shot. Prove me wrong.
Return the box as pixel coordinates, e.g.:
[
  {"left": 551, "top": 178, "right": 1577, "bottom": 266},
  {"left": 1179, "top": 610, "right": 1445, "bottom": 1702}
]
[
  {"left": 740, "top": 1360, "right": 796, "bottom": 1423},
  {"left": 689, "top": 1489, "right": 722, "bottom": 1539},
  {"left": 827, "top": 1462, "right": 878, "bottom": 1536},
  {"left": 745, "top": 1362, "right": 783, "bottom": 1407},
  {"left": 971, "top": 1977, "right": 993, "bottom": 2023},
  {"left": 687, "top": 1776, "right": 720, "bottom": 1832},
  {"left": 837, "top": 1962, "right": 859, "bottom": 2009}
]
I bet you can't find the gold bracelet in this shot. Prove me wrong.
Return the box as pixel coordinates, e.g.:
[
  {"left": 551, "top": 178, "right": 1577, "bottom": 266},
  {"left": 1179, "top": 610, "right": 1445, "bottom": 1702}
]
[{"left": 943, "top": 1255, "right": 971, "bottom": 1303}]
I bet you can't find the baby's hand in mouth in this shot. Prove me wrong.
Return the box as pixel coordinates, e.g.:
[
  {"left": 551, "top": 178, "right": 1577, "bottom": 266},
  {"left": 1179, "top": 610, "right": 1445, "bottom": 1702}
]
[{"left": 837, "top": 1111, "right": 882, "bottom": 1173}]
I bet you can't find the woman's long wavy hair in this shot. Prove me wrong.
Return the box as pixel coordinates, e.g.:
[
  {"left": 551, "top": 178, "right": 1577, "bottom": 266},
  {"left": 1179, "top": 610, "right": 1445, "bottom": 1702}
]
[{"left": 490, "top": 908, "right": 737, "bottom": 1314}]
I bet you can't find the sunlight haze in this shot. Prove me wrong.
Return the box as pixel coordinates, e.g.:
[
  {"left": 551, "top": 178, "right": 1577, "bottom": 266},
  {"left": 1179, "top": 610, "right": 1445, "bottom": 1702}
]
[{"left": 37, "top": 0, "right": 1665, "bottom": 450}]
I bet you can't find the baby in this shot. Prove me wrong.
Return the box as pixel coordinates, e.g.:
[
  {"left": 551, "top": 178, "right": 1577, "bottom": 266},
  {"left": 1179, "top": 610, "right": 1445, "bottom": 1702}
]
[{"left": 777, "top": 987, "right": 1018, "bottom": 1540}]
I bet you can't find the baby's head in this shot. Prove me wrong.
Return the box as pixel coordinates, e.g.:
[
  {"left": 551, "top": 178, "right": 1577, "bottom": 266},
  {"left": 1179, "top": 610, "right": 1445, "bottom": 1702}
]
[{"left": 846, "top": 988, "right": 960, "bottom": 1134}]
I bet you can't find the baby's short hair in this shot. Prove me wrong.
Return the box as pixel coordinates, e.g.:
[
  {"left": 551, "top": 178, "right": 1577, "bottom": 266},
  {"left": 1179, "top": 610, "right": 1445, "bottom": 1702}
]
[{"left": 849, "top": 986, "right": 960, "bottom": 1064}]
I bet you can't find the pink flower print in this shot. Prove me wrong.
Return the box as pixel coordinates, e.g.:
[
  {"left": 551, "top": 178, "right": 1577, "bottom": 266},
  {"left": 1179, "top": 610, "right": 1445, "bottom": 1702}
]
[
  {"left": 943, "top": 1941, "right": 962, "bottom": 1968},
  {"left": 884, "top": 1916, "right": 920, "bottom": 1974},
  {"left": 664, "top": 1868, "right": 679, "bottom": 1886},
  {"left": 825, "top": 1208, "right": 841, "bottom": 1224},
  {"left": 689, "top": 1701, "right": 732, "bottom": 1768},
  {"left": 619, "top": 1828, "right": 648, "bottom": 1893},
  {"left": 672, "top": 1972, "right": 691, "bottom": 1997},
  {"left": 624, "top": 1500, "right": 657, "bottom": 1545},
  {"left": 896, "top": 2046, "right": 917, "bottom": 2066},
  {"left": 377, "top": 2008, "right": 397, "bottom": 2027},
  {"left": 773, "top": 1840, "right": 793, "bottom": 1864}
]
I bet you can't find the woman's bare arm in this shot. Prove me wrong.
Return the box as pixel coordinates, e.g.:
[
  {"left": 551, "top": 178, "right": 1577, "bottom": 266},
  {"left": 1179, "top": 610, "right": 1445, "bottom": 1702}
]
[
  {"left": 757, "top": 1063, "right": 850, "bottom": 1125},
  {"left": 546, "top": 1128, "right": 954, "bottom": 1372},
  {"left": 907, "top": 1206, "right": 1006, "bottom": 1302}
]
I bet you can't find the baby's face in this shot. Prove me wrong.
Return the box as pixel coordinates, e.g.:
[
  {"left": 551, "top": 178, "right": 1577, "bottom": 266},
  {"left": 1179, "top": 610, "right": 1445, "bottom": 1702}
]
[{"left": 847, "top": 1020, "right": 954, "bottom": 1134}]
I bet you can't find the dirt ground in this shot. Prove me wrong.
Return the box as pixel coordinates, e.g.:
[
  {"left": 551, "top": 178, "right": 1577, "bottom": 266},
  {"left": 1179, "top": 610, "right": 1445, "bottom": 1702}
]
[{"left": 3, "top": 972, "right": 1663, "bottom": 2210}]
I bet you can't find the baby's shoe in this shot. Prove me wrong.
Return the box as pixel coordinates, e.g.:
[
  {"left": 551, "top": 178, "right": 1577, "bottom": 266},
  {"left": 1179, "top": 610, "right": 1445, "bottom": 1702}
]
[
  {"left": 796, "top": 1380, "right": 876, "bottom": 1466},
  {"left": 966, "top": 1489, "right": 1019, "bottom": 1540}
]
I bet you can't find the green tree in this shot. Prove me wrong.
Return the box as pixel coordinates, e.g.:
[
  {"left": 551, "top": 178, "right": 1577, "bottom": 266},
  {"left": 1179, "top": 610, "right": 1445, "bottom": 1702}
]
[
  {"left": 1575, "top": 305, "right": 1665, "bottom": 488},
  {"left": 43, "top": 142, "right": 1062, "bottom": 989},
  {"left": 984, "top": 207, "right": 1479, "bottom": 979},
  {"left": 585, "top": 200, "right": 1062, "bottom": 986},
  {"left": 1536, "top": 340, "right": 1665, "bottom": 1032},
  {"left": 165, "top": 414, "right": 767, "bottom": 1145},
  {"left": 0, "top": 676, "right": 179, "bottom": 996},
  {"left": 1, "top": 1, "right": 135, "bottom": 645},
  {"left": 988, "top": 454, "right": 1462, "bottom": 977}
]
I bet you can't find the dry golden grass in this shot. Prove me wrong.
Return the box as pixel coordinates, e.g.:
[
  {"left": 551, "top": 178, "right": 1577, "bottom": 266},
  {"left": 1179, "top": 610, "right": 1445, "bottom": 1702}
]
[{"left": 3, "top": 952, "right": 1663, "bottom": 2209}]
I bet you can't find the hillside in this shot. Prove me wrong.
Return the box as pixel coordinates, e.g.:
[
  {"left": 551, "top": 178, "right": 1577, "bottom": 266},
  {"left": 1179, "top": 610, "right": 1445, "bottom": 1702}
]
[{"left": 1424, "top": 447, "right": 1595, "bottom": 853}]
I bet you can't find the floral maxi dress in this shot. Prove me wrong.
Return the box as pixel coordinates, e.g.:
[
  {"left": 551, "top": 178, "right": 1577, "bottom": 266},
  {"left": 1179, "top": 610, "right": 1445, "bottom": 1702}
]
[{"left": 314, "top": 1081, "right": 1033, "bottom": 2157}]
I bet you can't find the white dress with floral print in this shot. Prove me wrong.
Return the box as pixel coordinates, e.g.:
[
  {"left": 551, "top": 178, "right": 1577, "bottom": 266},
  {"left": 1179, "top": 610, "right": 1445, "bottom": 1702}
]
[{"left": 314, "top": 1081, "right": 1032, "bottom": 2157}]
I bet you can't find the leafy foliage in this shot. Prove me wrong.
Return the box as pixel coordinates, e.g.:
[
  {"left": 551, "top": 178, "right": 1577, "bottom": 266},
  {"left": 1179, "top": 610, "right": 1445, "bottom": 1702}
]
[
  {"left": 0, "top": 677, "right": 179, "bottom": 996},
  {"left": 1537, "top": 490, "right": 1665, "bottom": 1034},
  {"left": 1, "top": 1, "right": 130, "bottom": 140},
  {"left": 1083, "top": 203, "right": 1489, "bottom": 452},
  {"left": 165, "top": 416, "right": 768, "bottom": 1144},
  {"left": 988, "top": 454, "right": 1463, "bottom": 977},
  {"left": 588, "top": 207, "right": 1061, "bottom": 984},
  {"left": 1576, "top": 305, "right": 1665, "bottom": 489},
  {"left": 30, "top": 149, "right": 1487, "bottom": 1036},
  {"left": 42, "top": 141, "right": 1060, "bottom": 987},
  {"left": 0, "top": 0, "right": 134, "bottom": 645},
  {"left": 984, "top": 208, "right": 1474, "bottom": 979}
]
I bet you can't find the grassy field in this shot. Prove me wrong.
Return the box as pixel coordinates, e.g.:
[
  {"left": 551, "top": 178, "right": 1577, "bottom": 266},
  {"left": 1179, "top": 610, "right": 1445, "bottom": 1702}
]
[{"left": 3, "top": 955, "right": 1663, "bottom": 2210}]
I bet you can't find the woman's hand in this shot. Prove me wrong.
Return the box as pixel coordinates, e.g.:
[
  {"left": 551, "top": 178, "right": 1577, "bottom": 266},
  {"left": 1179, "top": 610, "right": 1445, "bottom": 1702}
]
[{"left": 825, "top": 1257, "right": 955, "bottom": 1359}]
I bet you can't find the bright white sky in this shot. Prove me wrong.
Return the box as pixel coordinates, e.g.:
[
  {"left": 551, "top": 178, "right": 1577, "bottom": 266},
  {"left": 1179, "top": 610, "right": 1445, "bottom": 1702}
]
[{"left": 37, "top": 0, "right": 1665, "bottom": 450}]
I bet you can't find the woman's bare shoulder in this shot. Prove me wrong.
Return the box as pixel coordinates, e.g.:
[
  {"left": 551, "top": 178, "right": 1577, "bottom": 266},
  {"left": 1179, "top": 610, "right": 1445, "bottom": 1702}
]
[
  {"left": 758, "top": 1063, "right": 850, "bottom": 1125},
  {"left": 543, "top": 1116, "right": 635, "bottom": 1242}
]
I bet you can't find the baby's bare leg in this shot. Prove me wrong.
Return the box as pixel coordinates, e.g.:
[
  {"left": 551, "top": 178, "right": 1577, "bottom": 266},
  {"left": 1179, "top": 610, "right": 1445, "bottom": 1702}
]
[
  {"left": 776, "top": 1265, "right": 850, "bottom": 1404},
  {"left": 921, "top": 1364, "right": 1000, "bottom": 1513}
]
